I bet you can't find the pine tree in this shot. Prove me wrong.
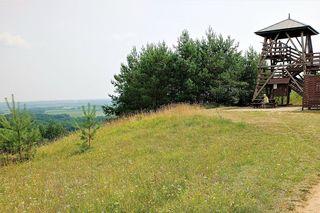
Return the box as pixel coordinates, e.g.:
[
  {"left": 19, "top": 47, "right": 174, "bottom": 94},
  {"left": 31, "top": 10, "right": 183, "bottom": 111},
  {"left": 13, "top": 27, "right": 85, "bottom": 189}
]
[
  {"left": 77, "top": 103, "right": 99, "bottom": 150},
  {"left": 105, "top": 28, "right": 259, "bottom": 115},
  {"left": 0, "top": 95, "right": 41, "bottom": 161}
]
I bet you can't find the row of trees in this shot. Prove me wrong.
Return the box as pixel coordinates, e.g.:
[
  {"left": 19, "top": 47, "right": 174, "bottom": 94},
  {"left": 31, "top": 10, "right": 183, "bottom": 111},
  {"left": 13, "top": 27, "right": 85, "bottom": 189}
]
[{"left": 104, "top": 28, "right": 259, "bottom": 116}]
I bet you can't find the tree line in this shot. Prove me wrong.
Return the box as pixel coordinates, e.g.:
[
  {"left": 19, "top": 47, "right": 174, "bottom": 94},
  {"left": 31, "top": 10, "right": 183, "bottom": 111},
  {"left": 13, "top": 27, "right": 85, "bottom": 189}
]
[{"left": 104, "top": 28, "right": 259, "bottom": 116}]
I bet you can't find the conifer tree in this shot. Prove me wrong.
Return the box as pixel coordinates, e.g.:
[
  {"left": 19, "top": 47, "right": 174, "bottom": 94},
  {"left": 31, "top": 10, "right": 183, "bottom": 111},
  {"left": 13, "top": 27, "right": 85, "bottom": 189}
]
[
  {"left": 77, "top": 103, "right": 99, "bottom": 149},
  {"left": 105, "top": 28, "right": 259, "bottom": 116},
  {"left": 0, "top": 95, "right": 41, "bottom": 161}
]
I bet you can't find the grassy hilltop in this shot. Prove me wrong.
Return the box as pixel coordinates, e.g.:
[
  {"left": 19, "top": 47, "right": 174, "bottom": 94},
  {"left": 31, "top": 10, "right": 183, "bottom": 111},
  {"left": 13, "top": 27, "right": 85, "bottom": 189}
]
[{"left": 1, "top": 105, "right": 320, "bottom": 212}]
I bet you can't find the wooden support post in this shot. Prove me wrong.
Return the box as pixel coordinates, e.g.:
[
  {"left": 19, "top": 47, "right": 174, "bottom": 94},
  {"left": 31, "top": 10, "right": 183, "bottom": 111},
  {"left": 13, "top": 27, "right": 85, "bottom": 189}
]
[
  {"left": 308, "top": 35, "right": 313, "bottom": 53},
  {"left": 301, "top": 32, "right": 306, "bottom": 74},
  {"left": 252, "top": 34, "right": 279, "bottom": 101},
  {"left": 301, "top": 32, "right": 307, "bottom": 111},
  {"left": 295, "top": 37, "right": 302, "bottom": 48},
  {"left": 305, "top": 35, "right": 308, "bottom": 54},
  {"left": 307, "top": 35, "right": 314, "bottom": 65}
]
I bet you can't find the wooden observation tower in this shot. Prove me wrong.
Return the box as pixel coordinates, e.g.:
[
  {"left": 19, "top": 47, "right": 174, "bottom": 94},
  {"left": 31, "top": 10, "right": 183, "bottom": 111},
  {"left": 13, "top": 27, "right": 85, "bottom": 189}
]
[{"left": 252, "top": 15, "right": 320, "bottom": 109}]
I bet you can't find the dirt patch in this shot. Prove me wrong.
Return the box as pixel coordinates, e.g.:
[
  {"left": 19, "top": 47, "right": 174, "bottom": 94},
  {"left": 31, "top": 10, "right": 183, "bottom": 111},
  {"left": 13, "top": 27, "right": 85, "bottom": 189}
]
[
  {"left": 295, "top": 183, "right": 320, "bottom": 213},
  {"left": 225, "top": 106, "right": 302, "bottom": 112}
]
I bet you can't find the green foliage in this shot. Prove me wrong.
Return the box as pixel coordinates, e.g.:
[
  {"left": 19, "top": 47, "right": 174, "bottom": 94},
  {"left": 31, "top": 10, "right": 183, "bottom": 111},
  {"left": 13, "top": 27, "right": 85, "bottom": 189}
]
[
  {"left": 34, "top": 113, "right": 76, "bottom": 131},
  {"left": 175, "top": 28, "right": 247, "bottom": 105},
  {"left": 39, "top": 121, "right": 67, "bottom": 142},
  {"left": 105, "top": 43, "right": 177, "bottom": 115},
  {"left": 238, "top": 47, "right": 260, "bottom": 105},
  {"left": 76, "top": 103, "right": 100, "bottom": 149},
  {"left": 290, "top": 91, "right": 302, "bottom": 106},
  {"left": 0, "top": 95, "right": 41, "bottom": 162},
  {"left": 105, "top": 28, "right": 259, "bottom": 116}
]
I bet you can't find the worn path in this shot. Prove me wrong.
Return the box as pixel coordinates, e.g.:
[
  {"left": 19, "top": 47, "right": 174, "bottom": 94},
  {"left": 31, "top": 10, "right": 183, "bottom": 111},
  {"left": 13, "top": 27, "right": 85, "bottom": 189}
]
[
  {"left": 225, "top": 106, "right": 302, "bottom": 112},
  {"left": 295, "top": 183, "right": 320, "bottom": 213},
  {"left": 215, "top": 107, "right": 320, "bottom": 212}
]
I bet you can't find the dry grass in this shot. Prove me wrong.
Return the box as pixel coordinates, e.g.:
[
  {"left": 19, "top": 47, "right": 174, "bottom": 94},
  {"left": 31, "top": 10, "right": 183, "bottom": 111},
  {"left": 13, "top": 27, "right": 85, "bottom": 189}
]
[{"left": 1, "top": 105, "right": 320, "bottom": 212}]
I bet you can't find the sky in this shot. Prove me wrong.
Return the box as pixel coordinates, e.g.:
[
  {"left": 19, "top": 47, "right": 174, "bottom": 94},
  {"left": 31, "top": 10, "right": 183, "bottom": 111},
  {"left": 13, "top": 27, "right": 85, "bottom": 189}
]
[{"left": 1, "top": 0, "right": 320, "bottom": 102}]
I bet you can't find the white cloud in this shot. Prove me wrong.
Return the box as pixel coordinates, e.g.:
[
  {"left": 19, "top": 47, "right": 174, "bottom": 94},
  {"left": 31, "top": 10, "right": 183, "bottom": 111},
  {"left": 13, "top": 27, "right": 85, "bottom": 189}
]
[{"left": 0, "top": 32, "right": 30, "bottom": 48}]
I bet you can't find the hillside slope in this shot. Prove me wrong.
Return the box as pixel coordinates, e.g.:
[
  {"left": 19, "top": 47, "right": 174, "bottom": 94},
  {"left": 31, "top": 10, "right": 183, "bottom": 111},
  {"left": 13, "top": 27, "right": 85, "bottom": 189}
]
[{"left": 1, "top": 105, "right": 320, "bottom": 212}]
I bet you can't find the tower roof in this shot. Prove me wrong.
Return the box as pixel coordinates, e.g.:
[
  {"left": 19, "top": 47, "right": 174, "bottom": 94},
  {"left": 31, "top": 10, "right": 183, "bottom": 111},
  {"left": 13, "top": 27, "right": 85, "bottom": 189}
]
[{"left": 255, "top": 17, "right": 318, "bottom": 39}]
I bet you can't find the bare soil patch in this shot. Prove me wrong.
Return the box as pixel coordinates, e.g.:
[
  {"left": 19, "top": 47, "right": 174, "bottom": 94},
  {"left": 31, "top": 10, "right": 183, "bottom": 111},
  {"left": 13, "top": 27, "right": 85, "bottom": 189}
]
[
  {"left": 295, "top": 182, "right": 320, "bottom": 213},
  {"left": 225, "top": 106, "right": 302, "bottom": 112}
]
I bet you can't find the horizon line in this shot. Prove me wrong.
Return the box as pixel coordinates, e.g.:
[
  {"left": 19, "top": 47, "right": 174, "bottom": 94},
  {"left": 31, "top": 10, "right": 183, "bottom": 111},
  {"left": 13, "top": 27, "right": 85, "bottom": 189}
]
[{"left": 0, "top": 98, "right": 111, "bottom": 104}]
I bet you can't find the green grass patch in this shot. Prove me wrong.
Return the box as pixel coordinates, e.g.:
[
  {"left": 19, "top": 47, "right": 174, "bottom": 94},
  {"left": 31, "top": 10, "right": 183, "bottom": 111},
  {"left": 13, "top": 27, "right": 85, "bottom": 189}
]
[
  {"left": 45, "top": 108, "right": 104, "bottom": 117},
  {"left": 1, "top": 105, "right": 320, "bottom": 212},
  {"left": 290, "top": 91, "right": 303, "bottom": 106}
]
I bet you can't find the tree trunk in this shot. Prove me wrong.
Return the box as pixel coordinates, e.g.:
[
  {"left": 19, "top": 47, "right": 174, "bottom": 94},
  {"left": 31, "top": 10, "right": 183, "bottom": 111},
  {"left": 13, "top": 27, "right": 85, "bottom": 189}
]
[
  {"left": 88, "top": 127, "right": 91, "bottom": 147},
  {"left": 17, "top": 128, "right": 23, "bottom": 161},
  {"left": 19, "top": 148, "right": 22, "bottom": 161}
]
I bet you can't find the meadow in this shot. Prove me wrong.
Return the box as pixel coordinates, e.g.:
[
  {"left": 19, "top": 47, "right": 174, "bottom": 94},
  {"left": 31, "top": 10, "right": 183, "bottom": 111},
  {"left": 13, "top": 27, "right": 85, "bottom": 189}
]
[
  {"left": 0, "top": 105, "right": 320, "bottom": 212},
  {"left": 44, "top": 107, "right": 105, "bottom": 118}
]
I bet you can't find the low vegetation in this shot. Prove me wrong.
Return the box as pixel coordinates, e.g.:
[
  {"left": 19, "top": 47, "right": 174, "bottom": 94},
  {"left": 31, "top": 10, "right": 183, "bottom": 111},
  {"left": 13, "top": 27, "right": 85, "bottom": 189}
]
[{"left": 1, "top": 105, "right": 320, "bottom": 212}]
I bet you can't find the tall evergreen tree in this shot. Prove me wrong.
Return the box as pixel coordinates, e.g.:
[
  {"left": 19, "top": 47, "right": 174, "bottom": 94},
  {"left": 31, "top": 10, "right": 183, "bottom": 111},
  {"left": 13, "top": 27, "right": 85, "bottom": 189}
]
[
  {"left": 173, "top": 30, "right": 199, "bottom": 103},
  {"left": 105, "top": 43, "right": 176, "bottom": 115},
  {"left": 238, "top": 47, "right": 260, "bottom": 105}
]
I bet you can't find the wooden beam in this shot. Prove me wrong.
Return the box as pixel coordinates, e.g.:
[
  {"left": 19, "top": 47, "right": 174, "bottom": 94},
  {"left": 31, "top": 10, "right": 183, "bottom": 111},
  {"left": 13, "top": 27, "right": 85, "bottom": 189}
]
[
  {"left": 295, "top": 37, "right": 302, "bottom": 48},
  {"left": 285, "top": 68, "right": 303, "bottom": 92},
  {"left": 301, "top": 32, "right": 305, "bottom": 54},
  {"left": 308, "top": 35, "right": 313, "bottom": 53},
  {"left": 252, "top": 33, "right": 279, "bottom": 101},
  {"left": 301, "top": 32, "right": 306, "bottom": 74},
  {"left": 260, "top": 62, "right": 310, "bottom": 68},
  {"left": 274, "top": 33, "right": 280, "bottom": 43},
  {"left": 305, "top": 35, "right": 308, "bottom": 53},
  {"left": 252, "top": 71, "right": 275, "bottom": 101},
  {"left": 286, "top": 39, "right": 290, "bottom": 45},
  {"left": 286, "top": 32, "right": 301, "bottom": 54}
]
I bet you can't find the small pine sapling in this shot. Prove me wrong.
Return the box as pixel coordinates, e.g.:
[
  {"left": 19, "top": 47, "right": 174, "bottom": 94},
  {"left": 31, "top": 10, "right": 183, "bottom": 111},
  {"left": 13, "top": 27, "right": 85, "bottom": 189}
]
[
  {"left": 76, "top": 103, "right": 99, "bottom": 151},
  {"left": 0, "top": 94, "right": 41, "bottom": 161}
]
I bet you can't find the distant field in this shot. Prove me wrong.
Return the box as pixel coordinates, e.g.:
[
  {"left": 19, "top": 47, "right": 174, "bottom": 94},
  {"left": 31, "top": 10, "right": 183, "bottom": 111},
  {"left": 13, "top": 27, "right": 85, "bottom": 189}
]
[
  {"left": 44, "top": 107, "right": 105, "bottom": 117},
  {"left": 1, "top": 105, "right": 320, "bottom": 212},
  {"left": 0, "top": 99, "right": 109, "bottom": 117}
]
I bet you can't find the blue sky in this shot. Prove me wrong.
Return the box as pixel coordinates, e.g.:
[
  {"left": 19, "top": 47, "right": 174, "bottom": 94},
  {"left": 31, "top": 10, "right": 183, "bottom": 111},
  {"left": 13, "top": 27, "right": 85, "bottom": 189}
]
[{"left": 1, "top": 0, "right": 320, "bottom": 101}]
